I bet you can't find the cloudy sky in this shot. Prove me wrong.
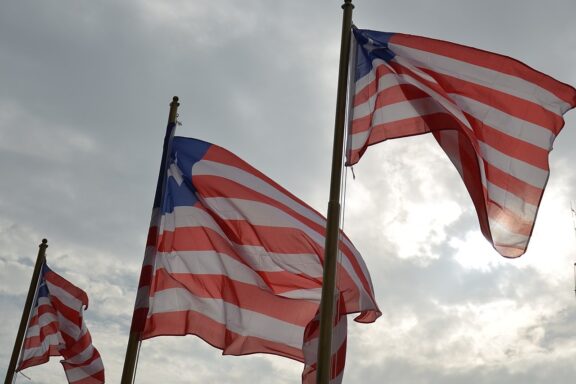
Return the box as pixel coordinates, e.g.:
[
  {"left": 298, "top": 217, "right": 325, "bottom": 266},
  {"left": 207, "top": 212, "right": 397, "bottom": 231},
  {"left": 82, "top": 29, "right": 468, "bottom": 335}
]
[{"left": 2, "top": 0, "right": 576, "bottom": 383}]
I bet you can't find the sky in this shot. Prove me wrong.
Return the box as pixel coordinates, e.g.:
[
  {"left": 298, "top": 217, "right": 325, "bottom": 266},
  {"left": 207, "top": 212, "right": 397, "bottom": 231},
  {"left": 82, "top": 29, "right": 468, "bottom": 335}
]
[{"left": 1, "top": 0, "right": 576, "bottom": 383}]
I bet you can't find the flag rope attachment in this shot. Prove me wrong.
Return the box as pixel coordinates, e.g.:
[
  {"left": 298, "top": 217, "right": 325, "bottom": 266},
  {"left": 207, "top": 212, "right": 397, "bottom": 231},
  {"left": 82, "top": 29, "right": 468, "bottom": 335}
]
[{"left": 4, "top": 239, "right": 48, "bottom": 384}]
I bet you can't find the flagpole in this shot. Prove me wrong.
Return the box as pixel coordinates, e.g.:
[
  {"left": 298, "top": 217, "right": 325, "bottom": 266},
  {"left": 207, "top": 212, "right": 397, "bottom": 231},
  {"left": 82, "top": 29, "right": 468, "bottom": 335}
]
[
  {"left": 317, "top": 1, "right": 354, "bottom": 383},
  {"left": 121, "top": 96, "right": 180, "bottom": 384},
  {"left": 4, "top": 239, "right": 48, "bottom": 384}
]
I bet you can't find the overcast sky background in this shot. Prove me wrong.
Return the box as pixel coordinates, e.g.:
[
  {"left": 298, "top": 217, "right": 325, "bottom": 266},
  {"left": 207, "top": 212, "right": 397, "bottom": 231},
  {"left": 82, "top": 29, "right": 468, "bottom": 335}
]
[{"left": 2, "top": 1, "right": 576, "bottom": 383}]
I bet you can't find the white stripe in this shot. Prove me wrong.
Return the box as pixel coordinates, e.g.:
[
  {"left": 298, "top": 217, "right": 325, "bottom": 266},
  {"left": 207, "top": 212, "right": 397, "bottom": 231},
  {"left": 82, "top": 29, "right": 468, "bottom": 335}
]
[
  {"left": 148, "top": 287, "right": 305, "bottom": 349},
  {"left": 354, "top": 63, "right": 379, "bottom": 96},
  {"left": 340, "top": 236, "right": 375, "bottom": 292},
  {"left": 158, "top": 205, "right": 325, "bottom": 276},
  {"left": 486, "top": 181, "right": 538, "bottom": 223},
  {"left": 64, "top": 354, "right": 104, "bottom": 383},
  {"left": 192, "top": 160, "right": 325, "bottom": 227},
  {"left": 56, "top": 311, "right": 84, "bottom": 341},
  {"left": 350, "top": 96, "right": 457, "bottom": 152},
  {"left": 63, "top": 343, "right": 95, "bottom": 365},
  {"left": 390, "top": 58, "right": 472, "bottom": 130},
  {"left": 201, "top": 197, "right": 326, "bottom": 247},
  {"left": 337, "top": 252, "right": 375, "bottom": 311},
  {"left": 352, "top": 67, "right": 399, "bottom": 119},
  {"left": 488, "top": 219, "right": 530, "bottom": 248},
  {"left": 156, "top": 250, "right": 322, "bottom": 300},
  {"left": 479, "top": 142, "right": 548, "bottom": 189},
  {"left": 279, "top": 288, "right": 322, "bottom": 301},
  {"left": 352, "top": 58, "right": 473, "bottom": 129},
  {"left": 45, "top": 280, "right": 84, "bottom": 311},
  {"left": 155, "top": 250, "right": 270, "bottom": 289},
  {"left": 450, "top": 94, "right": 556, "bottom": 150},
  {"left": 303, "top": 314, "right": 347, "bottom": 356},
  {"left": 389, "top": 42, "right": 572, "bottom": 115},
  {"left": 157, "top": 245, "right": 323, "bottom": 280},
  {"left": 19, "top": 332, "right": 62, "bottom": 361}
]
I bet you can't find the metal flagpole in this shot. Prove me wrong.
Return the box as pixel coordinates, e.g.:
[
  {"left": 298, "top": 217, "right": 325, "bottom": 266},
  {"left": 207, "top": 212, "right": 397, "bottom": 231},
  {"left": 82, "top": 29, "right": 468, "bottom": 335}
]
[
  {"left": 121, "top": 96, "right": 180, "bottom": 384},
  {"left": 4, "top": 239, "right": 48, "bottom": 384},
  {"left": 317, "top": 1, "right": 354, "bottom": 383}
]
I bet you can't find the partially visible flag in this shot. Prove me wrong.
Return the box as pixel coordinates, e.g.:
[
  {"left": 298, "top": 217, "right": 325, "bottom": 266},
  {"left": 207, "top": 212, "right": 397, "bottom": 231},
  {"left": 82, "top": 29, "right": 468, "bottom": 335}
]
[
  {"left": 347, "top": 27, "right": 576, "bottom": 257},
  {"left": 17, "top": 263, "right": 105, "bottom": 384},
  {"left": 133, "top": 132, "right": 381, "bottom": 383}
]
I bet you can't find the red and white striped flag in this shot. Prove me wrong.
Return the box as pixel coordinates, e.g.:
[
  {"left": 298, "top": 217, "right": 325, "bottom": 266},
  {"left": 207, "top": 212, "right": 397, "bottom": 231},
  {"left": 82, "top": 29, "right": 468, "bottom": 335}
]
[
  {"left": 347, "top": 27, "right": 576, "bottom": 257},
  {"left": 17, "top": 263, "right": 105, "bottom": 384},
  {"left": 133, "top": 133, "right": 381, "bottom": 383}
]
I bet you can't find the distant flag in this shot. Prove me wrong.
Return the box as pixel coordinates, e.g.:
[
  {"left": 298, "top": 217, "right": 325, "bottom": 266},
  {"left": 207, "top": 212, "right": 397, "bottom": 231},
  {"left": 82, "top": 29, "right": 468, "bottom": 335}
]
[
  {"left": 132, "top": 130, "right": 381, "bottom": 383},
  {"left": 347, "top": 27, "right": 576, "bottom": 257},
  {"left": 17, "top": 263, "right": 105, "bottom": 384}
]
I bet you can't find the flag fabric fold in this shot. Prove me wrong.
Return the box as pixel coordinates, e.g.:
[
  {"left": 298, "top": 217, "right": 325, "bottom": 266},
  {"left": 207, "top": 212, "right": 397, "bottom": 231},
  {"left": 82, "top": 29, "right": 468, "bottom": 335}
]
[
  {"left": 133, "top": 133, "right": 381, "bottom": 383},
  {"left": 17, "top": 263, "right": 105, "bottom": 384},
  {"left": 347, "top": 27, "right": 576, "bottom": 257}
]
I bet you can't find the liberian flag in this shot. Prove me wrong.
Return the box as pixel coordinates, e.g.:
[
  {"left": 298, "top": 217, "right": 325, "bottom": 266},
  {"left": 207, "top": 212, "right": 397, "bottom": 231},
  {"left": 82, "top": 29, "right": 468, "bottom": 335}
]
[
  {"left": 17, "top": 263, "right": 105, "bottom": 384},
  {"left": 133, "top": 128, "right": 381, "bottom": 384},
  {"left": 347, "top": 27, "right": 576, "bottom": 257}
]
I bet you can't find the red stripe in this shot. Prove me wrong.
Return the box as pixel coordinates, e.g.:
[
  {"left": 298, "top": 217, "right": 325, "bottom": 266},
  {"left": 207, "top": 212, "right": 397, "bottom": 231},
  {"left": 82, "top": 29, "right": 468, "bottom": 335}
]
[
  {"left": 61, "top": 331, "right": 92, "bottom": 359},
  {"left": 65, "top": 370, "right": 105, "bottom": 384},
  {"left": 464, "top": 112, "right": 550, "bottom": 170},
  {"left": 390, "top": 33, "right": 576, "bottom": 105},
  {"left": 353, "top": 61, "right": 397, "bottom": 106},
  {"left": 257, "top": 270, "right": 321, "bottom": 294},
  {"left": 142, "top": 309, "right": 304, "bottom": 362},
  {"left": 158, "top": 222, "right": 324, "bottom": 257},
  {"left": 433, "top": 130, "right": 493, "bottom": 242},
  {"left": 151, "top": 268, "right": 318, "bottom": 326},
  {"left": 22, "top": 323, "right": 59, "bottom": 349},
  {"left": 385, "top": 59, "right": 567, "bottom": 143},
  {"left": 137, "top": 264, "right": 153, "bottom": 290},
  {"left": 131, "top": 307, "right": 148, "bottom": 332},
  {"left": 27, "top": 303, "right": 57, "bottom": 327},
  {"left": 50, "top": 296, "right": 83, "bottom": 327},
  {"left": 45, "top": 271, "right": 88, "bottom": 307},
  {"left": 17, "top": 347, "right": 58, "bottom": 371},
  {"left": 351, "top": 83, "right": 432, "bottom": 135},
  {"left": 483, "top": 161, "right": 544, "bottom": 206},
  {"left": 351, "top": 102, "right": 544, "bottom": 207},
  {"left": 301, "top": 312, "right": 347, "bottom": 384},
  {"left": 421, "top": 68, "right": 565, "bottom": 133},
  {"left": 147, "top": 225, "right": 159, "bottom": 247},
  {"left": 157, "top": 224, "right": 372, "bottom": 306},
  {"left": 348, "top": 112, "right": 446, "bottom": 165},
  {"left": 160, "top": 227, "right": 321, "bottom": 292},
  {"left": 358, "top": 112, "right": 460, "bottom": 146},
  {"left": 487, "top": 203, "right": 533, "bottom": 237},
  {"left": 203, "top": 146, "right": 315, "bottom": 214},
  {"left": 193, "top": 174, "right": 327, "bottom": 235},
  {"left": 493, "top": 243, "right": 525, "bottom": 258},
  {"left": 352, "top": 67, "right": 556, "bottom": 170},
  {"left": 62, "top": 354, "right": 106, "bottom": 384}
]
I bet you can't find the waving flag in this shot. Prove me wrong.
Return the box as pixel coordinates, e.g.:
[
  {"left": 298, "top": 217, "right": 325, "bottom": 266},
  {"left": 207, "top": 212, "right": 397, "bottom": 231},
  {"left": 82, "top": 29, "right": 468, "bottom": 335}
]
[
  {"left": 133, "top": 131, "right": 381, "bottom": 383},
  {"left": 347, "top": 27, "right": 576, "bottom": 257},
  {"left": 17, "top": 263, "right": 105, "bottom": 384}
]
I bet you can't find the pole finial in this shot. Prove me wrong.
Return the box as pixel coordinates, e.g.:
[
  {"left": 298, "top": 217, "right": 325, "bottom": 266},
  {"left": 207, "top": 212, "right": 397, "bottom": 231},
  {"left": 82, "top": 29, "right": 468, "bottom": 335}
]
[{"left": 168, "top": 96, "right": 180, "bottom": 124}]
